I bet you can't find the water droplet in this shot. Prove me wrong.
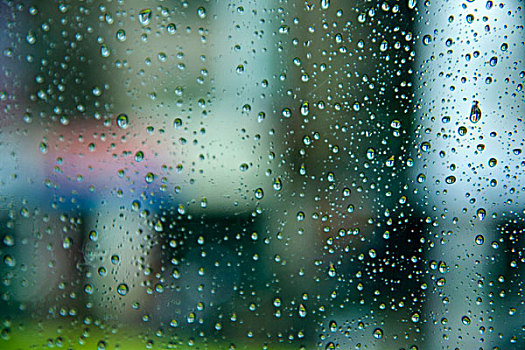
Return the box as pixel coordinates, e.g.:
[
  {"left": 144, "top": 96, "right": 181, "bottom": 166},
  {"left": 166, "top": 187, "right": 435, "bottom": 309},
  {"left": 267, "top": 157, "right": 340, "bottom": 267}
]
[
  {"left": 458, "top": 126, "right": 467, "bottom": 136},
  {"left": 111, "top": 255, "right": 120, "bottom": 264},
  {"left": 282, "top": 108, "right": 292, "bottom": 118},
  {"left": 475, "top": 235, "right": 484, "bottom": 245},
  {"left": 476, "top": 208, "right": 486, "bottom": 221},
  {"left": 117, "top": 283, "right": 129, "bottom": 296},
  {"left": 390, "top": 119, "right": 401, "bottom": 129},
  {"left": 116, "top": 113, "right": 129, "bottom": 129},
  {"left": 197, "top": 7, "right": 206, "bottom": 19},
  {"left": 298, "top": 304, "right": 307, "bottom": 317},
  {"left": 138, "top": 9, "right": 152, "bottom": 25},
  {"left": 320, "top": 0, "right": 330, "bottom": 10},
  {"left": 367, "top": 148, "right": 375, "bottom": 160},
  {"left": 325, "top": 342, "right": 335, "bottom": 350},
  {"left": 62, "top": 236, "right": 72, "bottom": 249},
  {"left": 273, "top": 297, "right": 281, "bottom": 307},
  {"left": 145, "top": 172, "right": 155, "bottom": 184},
  {"left": 92, "top": 86, "right": 102, "bottom": 96},
  {"left": 300, "top": 102, "right": 309, "bottom": 116},
  {"left": 329, "top": 320, "right": 337, "bottom": 332},
  {"left": 379, "top": 40, "right": 388, "bottom": 52},
  {"left": 488, "top": 158, "right": 497, "bottom": 167},
  {"left": 461, "top": 316, "right": 471, "bottom": 325},
  {"left": 420, "top": 142, "right": 431, "bottom": 152},
  {"left": 411, "top": 312, "right": 420, "bottom": 323},
  {"left": 408, "top": 0, "right": 417, "bottom": 10},
  {"left": 422, "top": 34, "right": 432, "bottom": 46},
  {"left": 240, "top": 163, "right": 249, "bottom": 172},
  {"left": 166, "top": 23, "right": 177, "bottom": 34},
  {"left": 100, "top": 45, "right": 110, "bottom": 58},
  {"left": 116, "top": 29, "right": 126, "bottom": 42},
  {"left": 26, "top": 31, "right": 36, "bottom": 45},
  {"left": 173, "top": 118, "right": 182, "bottom": 129},
  {"left": 135, "top": 151, "right": 144, "bottom": 162},
  {"left": 273, "top": 178, "right": 282, "bottom": 191},
  {"left": 445, "top": 175, "right": 456, "bottom": 184},
  {"left": 39, "top": 142, "right": 48, "bottom": 154},
  {"left": 328, "top": 263, "right": 336, "bottom": 278},
  {"left": 373, "top": 328, "right": 383, "bottom": 339},
  {"left": 469, "top": 101, "right": 482, "bottom": 123},
  {"left": 254, "top": 188, "right": 264, "bottom": 199}
]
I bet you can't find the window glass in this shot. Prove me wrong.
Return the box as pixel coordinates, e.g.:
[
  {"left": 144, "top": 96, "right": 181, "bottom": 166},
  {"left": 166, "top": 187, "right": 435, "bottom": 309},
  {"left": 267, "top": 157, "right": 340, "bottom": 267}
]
[{"left": 0, "top": 1, "right": 523, "bottom": 349}]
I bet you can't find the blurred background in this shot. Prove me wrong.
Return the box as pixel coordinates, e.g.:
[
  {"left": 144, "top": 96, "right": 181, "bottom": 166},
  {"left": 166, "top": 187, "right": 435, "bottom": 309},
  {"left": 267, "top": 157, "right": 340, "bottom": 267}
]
[{"left": 0, "top": 0, "right": 523, "bottom": 349}]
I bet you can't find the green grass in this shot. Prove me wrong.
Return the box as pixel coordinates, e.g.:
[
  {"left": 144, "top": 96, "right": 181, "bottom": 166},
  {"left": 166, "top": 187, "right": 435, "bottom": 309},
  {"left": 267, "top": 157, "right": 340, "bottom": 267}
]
[{"left": 1, "top": 320, "right": 302, "bottom": 349}]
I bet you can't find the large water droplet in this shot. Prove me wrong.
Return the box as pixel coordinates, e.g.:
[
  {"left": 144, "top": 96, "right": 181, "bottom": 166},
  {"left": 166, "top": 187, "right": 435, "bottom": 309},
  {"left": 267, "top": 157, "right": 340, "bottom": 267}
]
[
  {"left": 117, "top": 283, "right": 129, "bottom": 296},
  {"left": 469, "top": 101, "right": 482, "bottom": 123},
  {"left": 138, "top": 9, "right": 152, "bottom": 25},
  {"left": 116, "top": 29, "right": 126, "bottom": 42},
  {"left": 116, "top": 113, "right": 129, "bottom": 129},
  {"left": 373, "top": 328, "right": 383, "bottom": 339},
  {"left": 298, "top": 303, "right": 307, "bottom": 317}
]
